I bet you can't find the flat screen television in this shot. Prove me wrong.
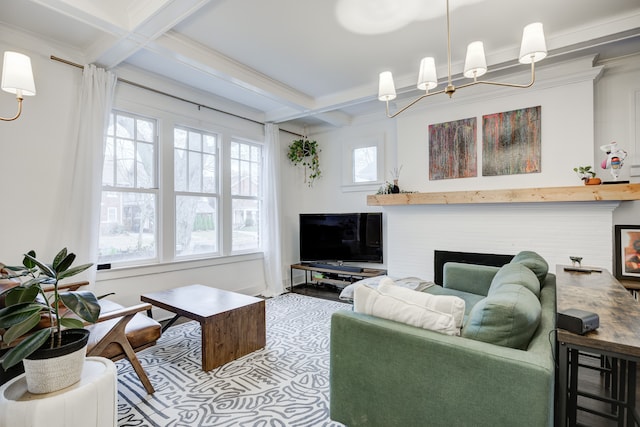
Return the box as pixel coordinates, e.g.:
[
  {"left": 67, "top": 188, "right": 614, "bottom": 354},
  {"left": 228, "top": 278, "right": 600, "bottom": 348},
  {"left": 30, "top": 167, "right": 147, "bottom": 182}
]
[{"left": 299, "top": 213, "right": 383, "bottom": 263}]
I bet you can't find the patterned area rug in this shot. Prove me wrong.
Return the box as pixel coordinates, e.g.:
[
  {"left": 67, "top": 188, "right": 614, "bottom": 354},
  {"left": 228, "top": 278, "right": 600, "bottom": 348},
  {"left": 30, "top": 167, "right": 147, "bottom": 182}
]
[{"left": 116, "top": 293, "right": 349, "bottom": 427}]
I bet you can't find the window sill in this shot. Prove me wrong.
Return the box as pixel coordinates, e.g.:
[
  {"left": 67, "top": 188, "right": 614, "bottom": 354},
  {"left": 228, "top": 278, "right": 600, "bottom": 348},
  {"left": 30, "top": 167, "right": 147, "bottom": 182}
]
[{"left": 96, "top": 252, "right": 264, "bottom": 281}]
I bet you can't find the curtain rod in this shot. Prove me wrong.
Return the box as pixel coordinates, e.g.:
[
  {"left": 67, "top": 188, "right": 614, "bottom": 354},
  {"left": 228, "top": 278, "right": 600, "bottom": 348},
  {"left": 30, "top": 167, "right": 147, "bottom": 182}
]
[{"left": 50, "top": 55, "right": 304, "bottom": 138}]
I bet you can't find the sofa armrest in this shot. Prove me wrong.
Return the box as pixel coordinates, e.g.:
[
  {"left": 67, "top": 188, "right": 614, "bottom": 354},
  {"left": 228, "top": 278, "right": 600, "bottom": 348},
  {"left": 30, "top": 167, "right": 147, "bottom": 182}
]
[
  {"left": 442, "top": 262, "right": 500, "bottom": 296},
  {"left": 330, "top": 308, "right": 555, "bottom": 427}
]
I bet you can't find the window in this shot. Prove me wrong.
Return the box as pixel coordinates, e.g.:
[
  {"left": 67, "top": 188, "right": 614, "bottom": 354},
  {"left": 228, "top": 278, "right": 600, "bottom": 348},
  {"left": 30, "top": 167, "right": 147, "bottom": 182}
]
[
  {"left": 99, "top": 111, "right": 158, "bottom": 264},
  {"left": 353, "top": 146, "right": 378, "bottom": 182},
  {"left": 342, "top": 136, "right": 385, "bottom": 192},
  {"left": 230, "top": 140, "right": 262, "bottom": 252},
  {"left": 174, "top": 126, "right": 219, "bottom": 257},
  {"left": 99, "top": 107, "right": 265, "bottom": 267}
]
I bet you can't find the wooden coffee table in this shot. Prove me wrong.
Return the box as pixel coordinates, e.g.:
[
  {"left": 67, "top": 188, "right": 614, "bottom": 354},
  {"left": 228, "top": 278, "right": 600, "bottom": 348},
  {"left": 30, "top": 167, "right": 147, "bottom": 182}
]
[{"left": 141, "top": 284, "right": 266, "bottom": 371}]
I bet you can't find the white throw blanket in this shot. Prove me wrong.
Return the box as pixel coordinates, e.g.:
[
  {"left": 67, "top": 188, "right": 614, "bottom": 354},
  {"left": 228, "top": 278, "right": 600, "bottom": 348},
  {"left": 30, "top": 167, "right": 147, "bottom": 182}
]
[{"left": 339, "top": 275, "right": 434, "bottom": 302}]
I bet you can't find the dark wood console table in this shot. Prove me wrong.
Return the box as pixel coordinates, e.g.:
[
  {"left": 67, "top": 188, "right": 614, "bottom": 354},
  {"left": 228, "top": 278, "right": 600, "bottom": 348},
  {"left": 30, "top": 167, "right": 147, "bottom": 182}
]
[
  {"left": 289, "top": 263, "right": 386, "bottom": 293},
  {"left": 556, "top": 265, "right": 640, "bottom": 427}
]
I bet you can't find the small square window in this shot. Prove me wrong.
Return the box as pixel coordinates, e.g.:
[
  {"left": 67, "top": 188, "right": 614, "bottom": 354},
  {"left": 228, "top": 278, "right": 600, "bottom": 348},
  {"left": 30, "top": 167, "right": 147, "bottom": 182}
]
[{"left": 342, "top": 136, "right": 385, "bottom": 192}]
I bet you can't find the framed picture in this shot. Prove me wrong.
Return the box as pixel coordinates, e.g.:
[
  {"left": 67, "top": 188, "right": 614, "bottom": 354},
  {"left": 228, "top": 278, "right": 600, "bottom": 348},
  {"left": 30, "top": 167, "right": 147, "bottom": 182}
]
[
  {"left": 614, "top": 224, "right": 640, "bottom": 281},
  {"left": 482, "top": 106, "right": 541, "bottom": 176},
  {"left": 429, "top": 117, "right": 477, "bottom": 180}
]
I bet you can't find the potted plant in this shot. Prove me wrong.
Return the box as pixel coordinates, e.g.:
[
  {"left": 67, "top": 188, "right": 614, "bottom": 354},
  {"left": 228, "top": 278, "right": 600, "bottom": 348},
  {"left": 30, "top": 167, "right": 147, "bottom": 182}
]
[
  {"left": 287, "top": 138, "right": 321, "bottom": 186},
  {"left": 573, "top": 165, "right": 601, "bottom": 185},
  {"left": 0, "top": 248, "right": 100, "bottom": 393}
]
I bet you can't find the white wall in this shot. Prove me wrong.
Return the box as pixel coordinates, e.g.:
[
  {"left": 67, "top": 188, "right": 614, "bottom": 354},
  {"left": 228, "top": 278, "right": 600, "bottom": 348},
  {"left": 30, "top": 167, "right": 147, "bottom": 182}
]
[
  {"left": 290, "top": 55, "right": 640, "bottom": 281},
  {"left": 595, "top": 54, "right": 640, "bottom": 224}
]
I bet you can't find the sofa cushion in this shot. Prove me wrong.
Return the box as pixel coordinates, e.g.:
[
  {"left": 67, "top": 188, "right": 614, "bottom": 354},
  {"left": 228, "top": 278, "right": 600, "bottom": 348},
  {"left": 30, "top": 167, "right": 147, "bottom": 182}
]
[
  {"left": 353, "top": 280, "right": 465, "bottom": 336},
  {"left": 510, "top": 251, "right": 548, "bottom": 285},
  {"left": 489, "top": 263, "right": 541, "bottom": 298},
  {"left": 462, "top": 284, "right": 541, "bottom": 349},
  {"left": 424, "top": 285, "right": 485, "bottom": 317}
]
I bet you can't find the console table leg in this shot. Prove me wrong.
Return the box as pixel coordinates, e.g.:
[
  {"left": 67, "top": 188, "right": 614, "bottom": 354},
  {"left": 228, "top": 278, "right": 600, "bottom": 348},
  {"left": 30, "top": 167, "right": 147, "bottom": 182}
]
[{"left": 558, "top": 342, "right": 569, "bottom": 427}]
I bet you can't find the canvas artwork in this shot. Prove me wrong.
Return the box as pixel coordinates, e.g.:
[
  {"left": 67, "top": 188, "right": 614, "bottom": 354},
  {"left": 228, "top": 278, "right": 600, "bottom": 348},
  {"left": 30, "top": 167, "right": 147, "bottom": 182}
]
[
  {"left": 482, "top": 106, "right": 541, "bottom": 176},
  {"left": 615, "top": 225, "right": 640, "bottom": 281},
  {"left": 429, "top": 117, "right": 477, "bottom": 180}
]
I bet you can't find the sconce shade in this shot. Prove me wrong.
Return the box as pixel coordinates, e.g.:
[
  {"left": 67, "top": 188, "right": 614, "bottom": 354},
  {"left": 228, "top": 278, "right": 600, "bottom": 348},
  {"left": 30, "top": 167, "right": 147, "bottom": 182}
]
[
  {"left": 417, "top": 57, "right": 438, "bottom": 91},
  {"left": 519, "top": 23, "right": 547, "bottom": 64},
  {"left": 463, "top": 41, "right": 487, "bottom": 78},
  {"left": 2, "top": 51, "right": 36, "bottom": 97},
  {"left": 378, "top": 71, "right": 397, "bottom": 101}
]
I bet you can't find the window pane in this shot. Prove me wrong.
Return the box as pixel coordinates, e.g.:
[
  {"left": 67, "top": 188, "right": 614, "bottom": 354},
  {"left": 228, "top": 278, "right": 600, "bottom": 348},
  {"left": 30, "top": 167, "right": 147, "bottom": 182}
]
[
  {"left": 174, "top": 149, "right": 187, "bottom": 192},
  {"left": 232, "top": 199, "right": 259, "bottom": 252},
  {"left": 353, "top": 146, "right": 377, "bottom": 183},
  {"left": 203, "top": 135, "right": 216, "bottom": 154},
  {"left": 188, "top": 131, "right": 201, "bottom": 152},
  {"left": 98, "top": 191, "right": 157, "bottom": 263},
  {"left": 116, "top": 138, "right": 135, "bottom": 187},
  {"left": 188, "top": 151, "right": 202, "bottom": 192},
  {"left": 137, "top": 142, "right": 154, "bottom": 188},
  {"left": 174, "top": 128, "right": 187, "bottom": 149},
  {"left": 116, "top": 115, "right": 134, "bottom": 138},
  {"left": 203, "top": 153, "right": 216, "bottom": 193},
  {"left": 176, "top": 195, "right": 217, "bottom": 256},
  {"left": 137, "top": 119, "right": 154, "bottom": 142}
]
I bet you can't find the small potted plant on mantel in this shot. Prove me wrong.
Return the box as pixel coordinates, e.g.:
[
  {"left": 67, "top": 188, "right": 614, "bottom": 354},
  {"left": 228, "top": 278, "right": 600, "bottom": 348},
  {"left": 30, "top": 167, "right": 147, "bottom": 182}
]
[
  {"left": 0, "top": 248, "right": 100, "bottom": 393},
  {"left": 573, "top": 165, "right": 601, "bottom": 185}
]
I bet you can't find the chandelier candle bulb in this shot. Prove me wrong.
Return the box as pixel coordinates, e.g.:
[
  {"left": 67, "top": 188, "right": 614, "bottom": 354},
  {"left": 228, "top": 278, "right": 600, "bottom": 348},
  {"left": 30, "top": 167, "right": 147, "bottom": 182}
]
[
  {"left": 378, "top": 71, "right": 396, "bottom": 101},
  {"left": 463, "top": 41, "right": 487, "bottom": 79},
  {"left": 417, "top": 57, "right": 438, "bottom": 91},
  {"left": 519, "top": 22, "right": 547, "bottom": 63}
]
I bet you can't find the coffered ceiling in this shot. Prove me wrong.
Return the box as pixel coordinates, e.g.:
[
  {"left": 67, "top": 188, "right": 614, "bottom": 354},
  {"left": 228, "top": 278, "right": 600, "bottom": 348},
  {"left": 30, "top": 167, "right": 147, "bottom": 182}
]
[{"left": 2, "top": 0, "right": 640, "bottom": 129}]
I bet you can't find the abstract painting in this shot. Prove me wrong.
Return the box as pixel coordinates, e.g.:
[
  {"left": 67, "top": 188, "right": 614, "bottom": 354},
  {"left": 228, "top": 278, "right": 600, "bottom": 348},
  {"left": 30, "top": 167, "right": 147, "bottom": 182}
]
[
  {"left": 482, "top": 106, "right": 541, "bottom": 176},
  {"left": 429, "top": 117, "right": 477, "bottom": 180}
]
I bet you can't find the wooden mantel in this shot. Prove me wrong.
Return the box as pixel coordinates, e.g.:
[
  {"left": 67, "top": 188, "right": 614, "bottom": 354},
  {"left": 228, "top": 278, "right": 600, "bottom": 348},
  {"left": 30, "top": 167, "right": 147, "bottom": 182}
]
[{"left": 366, "top": 183, "right": 640, "bottom": 206}]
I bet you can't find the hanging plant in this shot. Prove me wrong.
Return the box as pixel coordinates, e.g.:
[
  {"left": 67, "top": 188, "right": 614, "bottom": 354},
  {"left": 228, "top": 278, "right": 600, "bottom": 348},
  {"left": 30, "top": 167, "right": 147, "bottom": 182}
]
[{"left": 287, "top": 138, "right": 321, "bottom": 186}]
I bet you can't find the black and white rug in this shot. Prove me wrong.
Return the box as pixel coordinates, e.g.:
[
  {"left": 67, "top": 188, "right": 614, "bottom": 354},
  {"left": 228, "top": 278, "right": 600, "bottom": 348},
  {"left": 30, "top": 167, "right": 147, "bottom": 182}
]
[{"left": 116, "top": 293, "right": 349, "bottom": 427}]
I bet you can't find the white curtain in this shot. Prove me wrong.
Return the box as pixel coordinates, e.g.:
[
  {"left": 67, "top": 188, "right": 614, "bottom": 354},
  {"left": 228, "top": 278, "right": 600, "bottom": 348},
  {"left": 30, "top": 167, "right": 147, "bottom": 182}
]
[
  {"left": 262, "top": 123, "right": 285, "bottom": 297},
  {"left": 63, "top": 65, "right": 117, "bottom": 283}
]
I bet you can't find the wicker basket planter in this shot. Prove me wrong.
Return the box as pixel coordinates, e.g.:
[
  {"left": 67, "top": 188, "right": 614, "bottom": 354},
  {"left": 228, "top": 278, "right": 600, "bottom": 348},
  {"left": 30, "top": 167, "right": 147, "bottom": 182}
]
[{"left": 22, "top": 329, "right": 89, "bottom": 394}]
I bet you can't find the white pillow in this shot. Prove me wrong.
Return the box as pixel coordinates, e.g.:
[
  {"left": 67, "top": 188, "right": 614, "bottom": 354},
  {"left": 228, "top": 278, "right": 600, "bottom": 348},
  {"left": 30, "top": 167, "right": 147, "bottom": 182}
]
[
  {"left": 378, "top": 279, "right": 465, "bottom": 328},
  {"left": 353, "top": 280, "right": 465, "bottom": 336}
]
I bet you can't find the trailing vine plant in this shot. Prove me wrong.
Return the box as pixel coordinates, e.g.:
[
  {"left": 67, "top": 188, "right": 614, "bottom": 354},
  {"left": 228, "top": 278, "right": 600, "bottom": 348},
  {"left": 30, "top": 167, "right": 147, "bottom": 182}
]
[{"left": 287, "top": 138, "right": 321, "bottom": 186}]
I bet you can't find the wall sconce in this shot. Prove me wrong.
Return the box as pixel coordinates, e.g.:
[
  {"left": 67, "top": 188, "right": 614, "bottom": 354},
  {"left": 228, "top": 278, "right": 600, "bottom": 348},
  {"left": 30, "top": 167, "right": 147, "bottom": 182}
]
[{"left": 1, "top": 51, "right": 36, "bottom": 121}]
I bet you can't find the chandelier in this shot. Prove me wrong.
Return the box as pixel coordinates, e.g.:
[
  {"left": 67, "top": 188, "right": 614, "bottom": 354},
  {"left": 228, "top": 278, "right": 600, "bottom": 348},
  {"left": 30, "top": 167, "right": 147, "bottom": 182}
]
[{"left": 378, "top": 0, "right": 547, "bottom": 118}]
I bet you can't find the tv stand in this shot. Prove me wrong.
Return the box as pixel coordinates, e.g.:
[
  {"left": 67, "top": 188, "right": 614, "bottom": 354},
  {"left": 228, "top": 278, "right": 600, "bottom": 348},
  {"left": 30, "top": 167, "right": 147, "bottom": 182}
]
[{"left": 290, "top": 263, "right": 387, "bottom": 293}]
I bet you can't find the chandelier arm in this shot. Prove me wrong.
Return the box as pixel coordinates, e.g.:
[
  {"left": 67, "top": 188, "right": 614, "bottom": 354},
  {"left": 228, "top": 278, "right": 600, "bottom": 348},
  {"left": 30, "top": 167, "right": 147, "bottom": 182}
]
[
  {"left": 385, "top": 88, "right": 448, "bottom": 118},
  {"left": 458, "top": 62, "right": 537, "bottom": 91},
  {"left": 0, "top": 96, "right": 24, "bottom": 122}
]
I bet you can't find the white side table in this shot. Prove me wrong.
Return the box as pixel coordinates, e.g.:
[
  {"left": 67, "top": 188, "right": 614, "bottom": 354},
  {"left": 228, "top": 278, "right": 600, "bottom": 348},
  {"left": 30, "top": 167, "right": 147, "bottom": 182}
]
[{"left": 0, "top": 356, "right": 117, "bottom": 427}]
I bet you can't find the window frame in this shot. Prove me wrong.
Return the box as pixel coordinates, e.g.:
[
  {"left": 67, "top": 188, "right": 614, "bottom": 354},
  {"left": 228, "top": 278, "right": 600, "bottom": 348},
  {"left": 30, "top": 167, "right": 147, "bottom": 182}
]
[
  {"left": 341, "top": 135, "right": 385, "bottom": 192},
  {"left": 98, "top": 98, "right": 266, "bottom": 270}
]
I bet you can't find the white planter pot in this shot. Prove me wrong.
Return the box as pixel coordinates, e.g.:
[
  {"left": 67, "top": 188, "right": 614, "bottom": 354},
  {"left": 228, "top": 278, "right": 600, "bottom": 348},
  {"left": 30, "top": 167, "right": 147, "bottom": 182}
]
[{"left": 22, "top": 329, "right": 89, "bottom": 394}]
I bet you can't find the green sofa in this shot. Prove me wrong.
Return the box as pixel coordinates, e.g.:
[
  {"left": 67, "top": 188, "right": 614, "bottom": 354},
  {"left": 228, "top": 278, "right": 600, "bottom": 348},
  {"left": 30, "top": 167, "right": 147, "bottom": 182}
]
[{"left": 330, "top": 252, "right": 556, "bottom": 427}]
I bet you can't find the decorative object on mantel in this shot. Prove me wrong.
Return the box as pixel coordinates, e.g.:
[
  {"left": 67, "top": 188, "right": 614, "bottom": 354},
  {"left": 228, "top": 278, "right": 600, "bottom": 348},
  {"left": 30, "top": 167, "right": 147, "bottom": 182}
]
[
  {"left": 376, "top": 0, "right": 547, "bottom": 118},
  {"left": 0, "top": 248, "right": 100, "bottom": 393},
  {"left": 367, "top": 183, "right": 640, "bottom": 206},
  {"left": 390, "top": 166, "right": 402, "bottom": 193},
  {"left": 287, "top": 138, "right": 321, "bottom": 187},
  {"left": 573, "top": 165, "right": 601, "bottom": 185},
  {"left": 483, "top": 106, "right": 541, "bottom": 176},
  {"left": 600, "top": 142, "right": 629, "bottom": 183}
]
